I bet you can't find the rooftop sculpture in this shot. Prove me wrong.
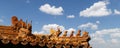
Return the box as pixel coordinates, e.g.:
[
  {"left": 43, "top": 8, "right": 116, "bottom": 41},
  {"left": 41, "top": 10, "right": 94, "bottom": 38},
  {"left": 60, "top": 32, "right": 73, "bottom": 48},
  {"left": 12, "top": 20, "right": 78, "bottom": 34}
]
[{"left": 0, "top": 16, "right": 92, "bottom": 48}]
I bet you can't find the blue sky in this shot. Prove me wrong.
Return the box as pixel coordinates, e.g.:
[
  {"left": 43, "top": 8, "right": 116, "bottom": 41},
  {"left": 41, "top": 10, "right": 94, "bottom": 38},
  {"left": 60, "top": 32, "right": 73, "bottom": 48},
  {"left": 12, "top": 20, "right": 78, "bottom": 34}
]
[{"left": 0, "top": 0, "right": 120, "bottom": 48}]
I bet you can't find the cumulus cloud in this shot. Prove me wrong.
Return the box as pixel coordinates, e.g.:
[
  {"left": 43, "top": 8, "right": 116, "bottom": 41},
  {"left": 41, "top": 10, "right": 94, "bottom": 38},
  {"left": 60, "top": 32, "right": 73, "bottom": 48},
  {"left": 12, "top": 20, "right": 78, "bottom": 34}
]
[
  {"left": 0, "top": 19, "right": 3, "bottom": 25},
  {"left": 42, "top": 24, "right": 65, "bottom": 32},
  {"left": 80, "top": 1, "right": 111, "bottom": 17},
  {"left": 33, "top": 31, "right": 45, "bottom": 34},
  {"left": 67, "top": 28, "right": 76, "bottom": 32},
  {"left": 96, "top": 21, "right": 100, "bottom": 24},
  {"left": 26, "top": 0, "right": 30, "bottom": 3},
  {"left": 114, "top": 9, "right": 120, "bottom": 15},
  {"left": 67, "top": 15, "right": 75, "bottom": 18},
  {"left": 33, "top": 24, "right": 77, "bottom": 36},
  {"left": 66, "top": 28, "right": 76, "bottom": 36},
  {"left": 39, "top": 4, "right": 64, "bottom": 15},
  {"left": 111, "top": 39, "right": 119, "bottom": 44},
  {"left": 0, "top": 19, "right": 3, "bottom": 22},
  {"left": 110, "top": 33, "right": 120, "bottom": 38},
  {"left": 90, "top": 28, "right": 120, "bottom": 48},
  {"left": 78, "top": 21, "right": 100, "bottom": 30},
  {"left": 0, "top": 16, "right": 5, "bottom": 24},
  {"left": 33, "top": 24, "right": 65, "bottom": 34}
]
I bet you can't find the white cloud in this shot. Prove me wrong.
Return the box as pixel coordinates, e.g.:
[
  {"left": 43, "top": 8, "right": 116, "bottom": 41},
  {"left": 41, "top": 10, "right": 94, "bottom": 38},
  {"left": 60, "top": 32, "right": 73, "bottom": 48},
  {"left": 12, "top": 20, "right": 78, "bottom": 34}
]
[
  {"left": 67, "top": 28, "right": 76, "bottom": 32},
  {"left": 90, "top": 28, "right": 120, "bottom": 48},
  {"left": 33, "top": 24, "right": 65, "bottom": 34},
  {"left": 91, "top": 37, "right": 106, "bottom": 44},
  {"left": 0, "top": 16, "right": 5, "bottom": 25},
  {"left": 33, "top": 31, "right": 44, "bottom": 34},
  {"left": 33, "top": 24, "right": 77, "bottom": 37},
  {"left": 42, "top": 24, "right": 65, "bottom": 32},
  {"left": 96, "top": 21, "right": 100, "bottom": 24},
  {"left": 26, "top": 0, "right": 30, "bottom": 3},
  {"left": 0, "top": 19, "right": 3, "bottom": 23},
  {"left": 114, "top": 9, "right": 120, "bottom": 15},
  {"left": 111, "top": 39, "right": 119, "bottom": 44},
  {"left": 110, "top": 33, "right": 120, "bottom": 38},
  {"left": 80, "top": 1, "right": 111, "bottom": 17},
  {"left": 78, "top": 21, "right": 99, "bottom": 30},
  {"left": 39, "top": 4, "right": 64, "bottom": 15},
  {"left": 67, "top": 15, "right": 75, "bottom": 18},
  {"left": 66, "top": 28, "right": 76, "bottom": 36}
]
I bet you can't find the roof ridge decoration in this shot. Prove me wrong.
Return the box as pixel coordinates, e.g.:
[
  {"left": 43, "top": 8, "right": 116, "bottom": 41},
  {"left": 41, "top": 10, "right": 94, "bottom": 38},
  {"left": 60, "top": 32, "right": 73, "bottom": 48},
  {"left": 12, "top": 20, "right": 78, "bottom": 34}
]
[{"left": 0, "top": 16, "right": 92, "bottom": 48}]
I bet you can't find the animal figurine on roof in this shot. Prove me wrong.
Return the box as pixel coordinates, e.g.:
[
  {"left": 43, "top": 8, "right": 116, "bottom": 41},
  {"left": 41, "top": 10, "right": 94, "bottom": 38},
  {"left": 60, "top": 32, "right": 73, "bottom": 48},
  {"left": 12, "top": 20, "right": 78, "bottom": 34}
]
[{"left": 11, "top": 16, "right": 19, "bottom": 26}]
